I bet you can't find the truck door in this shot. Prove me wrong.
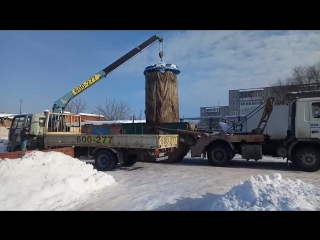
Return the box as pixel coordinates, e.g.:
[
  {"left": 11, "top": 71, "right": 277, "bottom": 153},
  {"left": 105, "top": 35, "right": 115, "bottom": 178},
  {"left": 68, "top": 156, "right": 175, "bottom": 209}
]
[
  {"left": 309, "top": 101, "right": 320, "bottom": 139},
  {"left": 38, "top": 117, "right": 46, "bottom": 135},
  {"left": 8, "top": 115, "right": 27, "bottom": 150}
]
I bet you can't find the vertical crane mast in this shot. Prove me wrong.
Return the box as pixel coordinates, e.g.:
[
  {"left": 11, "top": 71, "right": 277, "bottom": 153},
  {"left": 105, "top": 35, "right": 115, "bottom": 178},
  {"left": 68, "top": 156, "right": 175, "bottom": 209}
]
[{"left": 52, "top": 34, "right": 164, "bottom": 113}]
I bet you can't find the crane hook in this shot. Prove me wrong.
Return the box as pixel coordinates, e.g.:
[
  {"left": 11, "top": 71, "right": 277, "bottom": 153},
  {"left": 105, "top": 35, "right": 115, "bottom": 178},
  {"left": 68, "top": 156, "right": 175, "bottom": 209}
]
[
  {"left": 159, "top": 41, "right": 164, "bottom": 61},
  {"left": 159, "top": 51, "right": 164, "bottom": 61}
]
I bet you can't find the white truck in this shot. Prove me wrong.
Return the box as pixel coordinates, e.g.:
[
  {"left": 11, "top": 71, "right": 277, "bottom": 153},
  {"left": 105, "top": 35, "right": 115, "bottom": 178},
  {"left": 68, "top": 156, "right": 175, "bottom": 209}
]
[
  {"left": 159, "top": 93, "right": 320, "bottom": 172},
  {"left": 231, "top": 92, "right": 320, "bottom": 172}
]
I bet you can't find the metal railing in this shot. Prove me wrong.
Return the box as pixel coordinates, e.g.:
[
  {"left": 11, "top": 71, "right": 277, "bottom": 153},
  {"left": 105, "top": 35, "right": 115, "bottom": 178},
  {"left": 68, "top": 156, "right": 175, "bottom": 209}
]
[{"left": 46, "top": 112, "right": 81, "bottom": 134}]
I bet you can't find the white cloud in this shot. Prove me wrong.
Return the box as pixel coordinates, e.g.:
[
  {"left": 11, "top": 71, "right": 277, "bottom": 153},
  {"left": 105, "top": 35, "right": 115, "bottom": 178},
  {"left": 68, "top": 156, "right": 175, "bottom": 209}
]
[{"left": 112, "top": 30, "right": 320, "bottom": 115}]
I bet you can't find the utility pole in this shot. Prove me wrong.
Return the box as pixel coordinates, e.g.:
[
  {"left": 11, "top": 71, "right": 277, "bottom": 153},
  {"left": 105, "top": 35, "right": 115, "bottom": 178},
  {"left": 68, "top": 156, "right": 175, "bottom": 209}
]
[{"left": 19, "top": 99, "right": 22, "bottom": 114}]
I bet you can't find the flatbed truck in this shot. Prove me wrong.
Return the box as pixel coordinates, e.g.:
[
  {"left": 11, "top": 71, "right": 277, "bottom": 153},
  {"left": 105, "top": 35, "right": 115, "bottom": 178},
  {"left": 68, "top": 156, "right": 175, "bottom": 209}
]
[{"left": 3, "top": 34, "right": 180, "bottom": 171}]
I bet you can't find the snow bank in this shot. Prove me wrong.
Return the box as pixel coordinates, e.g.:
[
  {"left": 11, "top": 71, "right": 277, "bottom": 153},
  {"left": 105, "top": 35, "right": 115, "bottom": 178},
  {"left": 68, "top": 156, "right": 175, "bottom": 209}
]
[
  {"left": 211, "top": 173, "right": 320, "bottom": 211},
  {"left": 0, "top": 138, "right": 7, "bottom": 153},
  {"left": 0, "top": 151, "right": 116, "bottom": 210}
]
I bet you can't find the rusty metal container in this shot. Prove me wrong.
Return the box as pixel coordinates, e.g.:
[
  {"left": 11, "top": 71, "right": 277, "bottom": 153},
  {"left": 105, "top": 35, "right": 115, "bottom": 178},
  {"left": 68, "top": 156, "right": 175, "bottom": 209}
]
[
  {"left": 0, "top": 147, "right": 74, "bottom": 160},
  {"left": 81, "top": 124, "right": 122, "bottom": 135}
]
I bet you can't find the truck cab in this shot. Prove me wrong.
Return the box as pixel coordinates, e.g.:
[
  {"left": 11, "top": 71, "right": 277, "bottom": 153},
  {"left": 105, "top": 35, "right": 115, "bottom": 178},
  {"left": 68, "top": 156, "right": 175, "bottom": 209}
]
[
  {"left": 294, "top": 97, "right": 320, "bottom": 139},
  {"left": 7, "top": 113, "right": 46, "bottom": 152}
]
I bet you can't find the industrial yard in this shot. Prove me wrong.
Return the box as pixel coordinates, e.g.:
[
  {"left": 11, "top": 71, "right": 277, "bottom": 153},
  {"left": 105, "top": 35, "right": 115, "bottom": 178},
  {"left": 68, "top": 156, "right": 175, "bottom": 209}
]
[{"left": 2, "top": 30, "right": 320, "bottom": 211}]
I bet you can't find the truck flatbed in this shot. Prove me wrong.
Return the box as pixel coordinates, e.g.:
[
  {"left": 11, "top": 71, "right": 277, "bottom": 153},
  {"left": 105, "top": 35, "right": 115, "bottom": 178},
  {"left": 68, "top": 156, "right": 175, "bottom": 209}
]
[{"left": 44, "top": 133, "right": 179, "bottom": 150}]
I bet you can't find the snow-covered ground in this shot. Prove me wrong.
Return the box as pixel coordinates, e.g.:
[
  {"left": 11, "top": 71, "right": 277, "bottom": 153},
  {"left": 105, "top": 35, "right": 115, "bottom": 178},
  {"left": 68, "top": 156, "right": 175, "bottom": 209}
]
[
  {"left": 72, "top": 155, "right": 320, "bottom": 211},
  {"left": 1, "top": 137, "right": 320, "bottom": 211},
  {"left": 0, "top": 151, "right": 115, "bottom": 210}
]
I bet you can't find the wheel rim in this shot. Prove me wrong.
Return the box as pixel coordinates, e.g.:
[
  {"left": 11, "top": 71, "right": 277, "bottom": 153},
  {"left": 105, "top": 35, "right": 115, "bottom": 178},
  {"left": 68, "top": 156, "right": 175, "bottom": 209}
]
[
  {"left": 213, "top": 150, "right": 225, "bottom": 161},
  {"left": 300, "top": 152, "right": 316, "bottom": 166},
  {"left": 99, "top": 156, "right": 108, "bottom": 166}
]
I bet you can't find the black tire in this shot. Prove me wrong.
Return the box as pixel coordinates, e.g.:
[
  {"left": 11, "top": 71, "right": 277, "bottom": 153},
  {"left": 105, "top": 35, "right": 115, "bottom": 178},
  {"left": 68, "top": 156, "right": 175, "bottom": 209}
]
[
  {"left": 120, "top": 154, "right": 137, "bottom": 167},
  {"left": 94, "top": 150, "right": 117, "bottom": 171},
  {"left": 293, "top": 146, "right": 320, "bottom": 172},
  {"left": 207, "top": 144, "right": 232, "bottom": 167}
]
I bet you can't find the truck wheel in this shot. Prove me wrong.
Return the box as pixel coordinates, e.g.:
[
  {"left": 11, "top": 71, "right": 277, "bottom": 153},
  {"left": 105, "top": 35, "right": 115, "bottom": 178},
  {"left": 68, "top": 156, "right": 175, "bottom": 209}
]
[
  {"left": 120, "top": 154, "right": 137, "bottom": 167},
  {"left": 207, "top": 144, "right": 232, "bottom": 167},
  {"left": 94, "top": 150, "right": 117, "bottom": 171},
  {"left": 293, "top": 146, "right": 320, "bottom": 172}
]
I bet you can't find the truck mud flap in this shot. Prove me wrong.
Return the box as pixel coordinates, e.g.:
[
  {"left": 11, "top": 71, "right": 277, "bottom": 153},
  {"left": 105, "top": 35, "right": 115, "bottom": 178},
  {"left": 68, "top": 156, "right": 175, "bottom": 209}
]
[{"left": 241, "top": 145, "right": 262, "bottom": 161}]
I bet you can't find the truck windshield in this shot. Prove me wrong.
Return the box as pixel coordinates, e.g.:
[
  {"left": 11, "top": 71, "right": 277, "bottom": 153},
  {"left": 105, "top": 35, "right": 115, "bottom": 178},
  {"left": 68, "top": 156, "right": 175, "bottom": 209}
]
[{"left": 11, "top": 116, "right": 26, "bottom": 129}]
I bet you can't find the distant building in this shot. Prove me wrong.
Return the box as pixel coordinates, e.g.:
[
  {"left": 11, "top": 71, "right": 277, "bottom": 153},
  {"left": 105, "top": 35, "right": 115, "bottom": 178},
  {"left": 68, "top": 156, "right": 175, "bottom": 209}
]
[
  {"left": 229, "top": 87, "right": 273, "bottom": 116},
  {"left": 198, "top": 105, "right": 229, "bottom": 131},
  {"left": 63, "top": 112, "right": 105, "bottom": 123},
  {"left": 200, "top": 105, "right": 229, "bottom": 118},
  {"left": 228, "top": 83, "right": 320, "bottom": 116}
]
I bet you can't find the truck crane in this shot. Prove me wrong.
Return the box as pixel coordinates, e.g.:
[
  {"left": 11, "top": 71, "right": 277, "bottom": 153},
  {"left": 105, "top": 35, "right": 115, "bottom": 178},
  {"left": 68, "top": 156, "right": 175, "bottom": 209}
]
[
  {"left": 4, "top": 34, "right": 179, "bottom": 171},
  {"left": 52, "top": 34, "right": 164, "bottom": 114},
  {"left": 49, "top": 34, "right": 164, "bottom": 132}
]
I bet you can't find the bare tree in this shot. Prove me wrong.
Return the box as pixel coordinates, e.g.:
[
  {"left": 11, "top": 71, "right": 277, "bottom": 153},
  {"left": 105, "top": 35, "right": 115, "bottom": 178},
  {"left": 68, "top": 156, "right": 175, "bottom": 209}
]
[
  {"left": 271, "top": 61, "right": 320, "bottom": 104},
  {"left": 307, "top": 61, "right": 320, "bottom": 84},
  {"left": 94, "top": 99, "right": 131, "bottom": 121},
  {"left": 65, "top": 98, "right": 88, "bottom": 113}
]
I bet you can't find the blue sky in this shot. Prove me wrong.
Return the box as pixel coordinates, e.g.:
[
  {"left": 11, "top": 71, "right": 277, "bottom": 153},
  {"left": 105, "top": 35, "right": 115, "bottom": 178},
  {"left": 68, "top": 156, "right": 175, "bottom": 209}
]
[{"left": 1, "top": 30, "right": 320, "bottom": 118}]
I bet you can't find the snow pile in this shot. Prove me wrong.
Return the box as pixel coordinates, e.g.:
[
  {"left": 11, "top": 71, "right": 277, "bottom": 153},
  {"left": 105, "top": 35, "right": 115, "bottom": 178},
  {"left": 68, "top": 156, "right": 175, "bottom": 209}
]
[
  {"left": 144, "top": 61, "right": 180, "bottom": 75},
  {"left": 0, "top": 113, "right": 18, "bottom": 119},
  {"left": 211, "top": 173, "right": 320, "bottom": 211},
  {"left": 0, "top": 138, "right": 7, "bottom": 153},
  {"left": 0, "top": 151, "right": 116, "bottom": 210}
]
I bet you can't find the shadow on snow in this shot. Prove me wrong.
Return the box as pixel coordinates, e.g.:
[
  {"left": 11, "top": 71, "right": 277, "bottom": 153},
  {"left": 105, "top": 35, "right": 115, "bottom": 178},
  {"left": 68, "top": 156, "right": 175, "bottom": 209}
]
[{"left": 153, "top": 193, "right": 222, "bottom": 211}]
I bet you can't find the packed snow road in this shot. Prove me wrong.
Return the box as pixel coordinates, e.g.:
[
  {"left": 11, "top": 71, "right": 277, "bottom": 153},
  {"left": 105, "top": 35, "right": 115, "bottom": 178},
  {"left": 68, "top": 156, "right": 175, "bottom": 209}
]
[{"left": 70, "top": 155, "right": 320, "bottom": 211}]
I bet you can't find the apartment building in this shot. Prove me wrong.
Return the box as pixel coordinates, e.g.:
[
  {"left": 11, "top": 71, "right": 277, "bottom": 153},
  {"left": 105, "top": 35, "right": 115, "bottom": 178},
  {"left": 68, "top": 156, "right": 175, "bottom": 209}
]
[{"left": 229, "top": 87, "right": 273, "bottom": 116}]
